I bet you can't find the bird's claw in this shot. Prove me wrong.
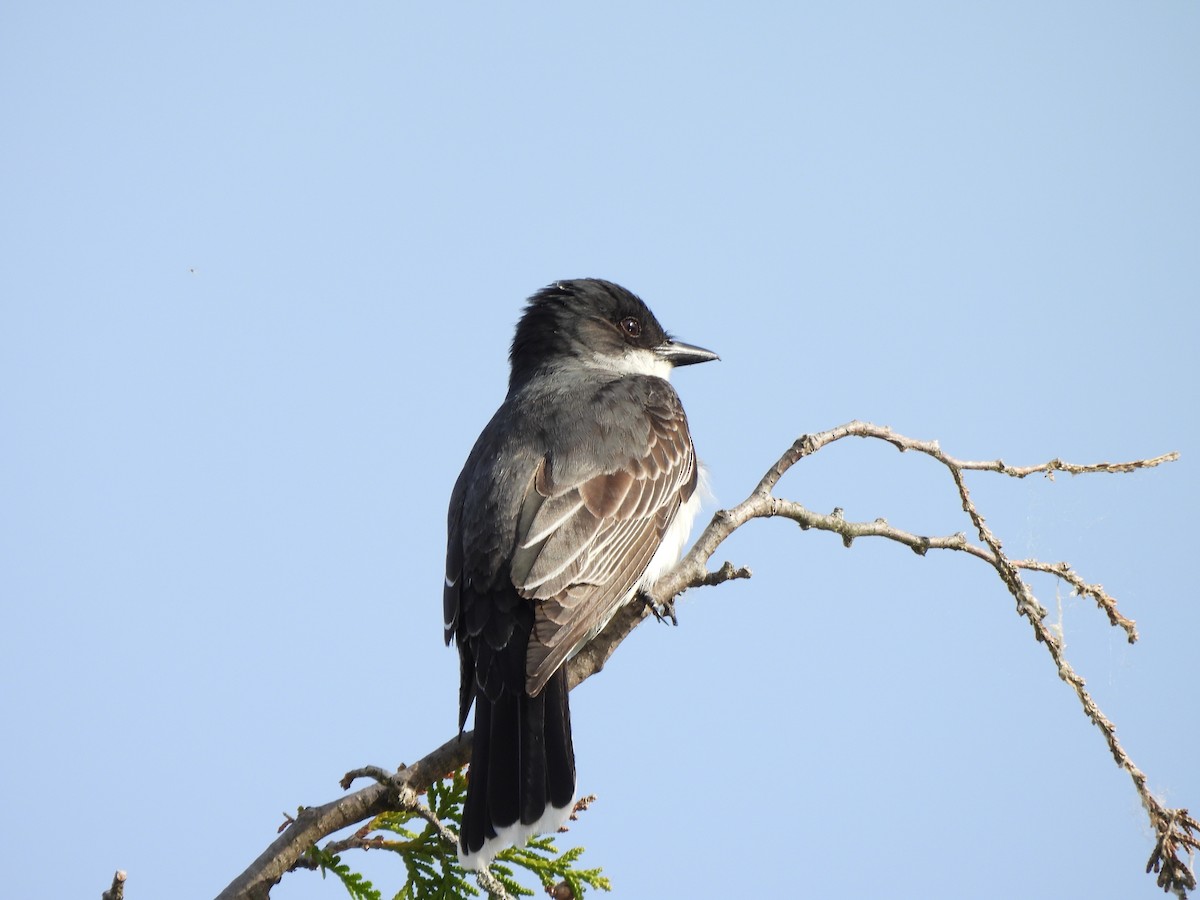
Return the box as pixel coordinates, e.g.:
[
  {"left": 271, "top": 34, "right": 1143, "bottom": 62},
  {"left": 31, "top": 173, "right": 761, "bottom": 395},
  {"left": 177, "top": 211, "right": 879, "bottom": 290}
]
[{"left": 641, "top": 592, "right": 678, "bottom": 626}]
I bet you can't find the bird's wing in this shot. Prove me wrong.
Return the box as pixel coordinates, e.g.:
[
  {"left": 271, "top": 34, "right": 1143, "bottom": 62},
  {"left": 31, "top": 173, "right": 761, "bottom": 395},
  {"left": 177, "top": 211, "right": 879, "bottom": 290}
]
[{"left": 512, "top": 387, "right": 697, "bottom": 696}]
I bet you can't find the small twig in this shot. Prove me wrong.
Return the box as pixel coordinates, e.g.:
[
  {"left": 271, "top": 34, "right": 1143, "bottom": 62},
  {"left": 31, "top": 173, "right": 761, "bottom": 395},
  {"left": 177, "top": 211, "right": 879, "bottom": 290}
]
[
  {"left": 473, "top": 865, "right": 513, "bottom": 900},
  {"left": 1147, "top": 807, "right": 1200, "bottom": 896},
  {"left": 287, "top": 825, "right": 392, "bottom": 871},
  {"left": 340, "top": 765, "right": 397, "bottom": 790},
  {"left": 406, "top": 801, "right": 511, "bottom": 900},
  {"left": 101, "top": 870, "right": 126, "bottom": 900},
  {"left": 409, "top": 802, "right": 458, "bottom": 849},
  {"left": 567, "top": 794, "right": 597, "bottom": 824},
  {"left": 1012, "top": 559, "right": 1137, "bottom": 641},
  {"left": 955, "top": 452, "right": 1180, "bottom": 478},
  {"left": 693, "top": 560, "right": 753, "bottom": 586}
]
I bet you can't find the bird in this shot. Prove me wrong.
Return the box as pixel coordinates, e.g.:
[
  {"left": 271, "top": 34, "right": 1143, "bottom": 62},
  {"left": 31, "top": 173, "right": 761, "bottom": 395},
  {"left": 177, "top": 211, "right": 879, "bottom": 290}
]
[{"left": 443, "top": 278, "right": 717, "bottom": 869}]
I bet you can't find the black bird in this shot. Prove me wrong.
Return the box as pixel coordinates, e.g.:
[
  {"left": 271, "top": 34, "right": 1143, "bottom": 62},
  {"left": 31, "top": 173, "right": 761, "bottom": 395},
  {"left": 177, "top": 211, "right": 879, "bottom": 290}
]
[{"left": 444, "top": 278, "right": 717, "bottom": 868}]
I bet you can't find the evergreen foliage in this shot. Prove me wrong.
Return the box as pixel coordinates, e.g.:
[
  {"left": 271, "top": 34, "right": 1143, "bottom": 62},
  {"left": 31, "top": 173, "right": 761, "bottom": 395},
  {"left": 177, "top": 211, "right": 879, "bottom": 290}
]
[{"left": 307, "top": 770, "right": 611, "bottom": 899}]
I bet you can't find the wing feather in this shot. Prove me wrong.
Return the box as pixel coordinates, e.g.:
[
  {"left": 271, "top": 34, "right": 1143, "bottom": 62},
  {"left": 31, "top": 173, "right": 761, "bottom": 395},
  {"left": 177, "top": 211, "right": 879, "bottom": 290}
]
[
  {"left": 521, "top": 494, "right": 586, "bottom": 548},
  {"left": 514, "top": 385, "right": 698, "bottom": 695}
]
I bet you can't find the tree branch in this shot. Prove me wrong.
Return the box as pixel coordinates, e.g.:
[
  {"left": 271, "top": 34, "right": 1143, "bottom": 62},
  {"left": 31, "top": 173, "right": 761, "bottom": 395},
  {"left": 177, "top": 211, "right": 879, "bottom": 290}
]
[
  {"left": 215, "top": 734, "right": 470, "bottom": 900},
  {"left": 215, "top": 421, "right": 1191, "bottom": 899}
]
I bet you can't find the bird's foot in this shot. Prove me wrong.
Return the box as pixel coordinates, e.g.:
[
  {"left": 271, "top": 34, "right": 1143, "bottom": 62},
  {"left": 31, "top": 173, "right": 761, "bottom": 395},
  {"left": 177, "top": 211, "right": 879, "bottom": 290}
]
[{"left": 640, "top": 592, "right": 678, "bottom": 626}]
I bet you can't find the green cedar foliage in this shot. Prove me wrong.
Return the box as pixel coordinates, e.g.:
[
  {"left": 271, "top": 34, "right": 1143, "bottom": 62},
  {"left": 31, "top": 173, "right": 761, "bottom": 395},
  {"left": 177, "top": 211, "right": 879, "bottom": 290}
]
[{"left": 307, "top": 770, "right": 611, "bottom": 899}]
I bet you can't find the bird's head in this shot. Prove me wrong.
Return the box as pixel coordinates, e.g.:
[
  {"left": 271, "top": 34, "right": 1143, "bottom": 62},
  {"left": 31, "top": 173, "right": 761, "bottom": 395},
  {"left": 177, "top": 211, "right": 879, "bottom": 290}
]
[{"left": 509, "top": 278, "right": 717, "bottom": 391}]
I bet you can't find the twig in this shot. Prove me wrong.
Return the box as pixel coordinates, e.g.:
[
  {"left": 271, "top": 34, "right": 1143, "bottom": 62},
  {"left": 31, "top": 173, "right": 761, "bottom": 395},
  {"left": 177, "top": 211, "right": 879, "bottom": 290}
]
[
  {"left": 286, "top": 825, "right": 390, "bottom": 870},
  {"left": 405, "top": 799, "right": 512, "bottom": 900},
  {"left": 1012, "top": 559, "right": 1137, "bottom": 640},
  {"left": 215, "top": 735, "right": 468, "bottom": 900},
  {"left": 102, "top": 870, "right": 126, "bottom": 900},
  {"left": 639, "top": 421, "right": 1191, "bottom": 894}
]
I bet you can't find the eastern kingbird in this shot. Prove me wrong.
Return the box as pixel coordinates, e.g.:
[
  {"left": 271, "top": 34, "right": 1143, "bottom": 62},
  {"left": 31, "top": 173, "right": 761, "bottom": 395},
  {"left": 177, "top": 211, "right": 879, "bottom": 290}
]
[{"left": 444, "top": 278, "right": 717, "bottom": 869}]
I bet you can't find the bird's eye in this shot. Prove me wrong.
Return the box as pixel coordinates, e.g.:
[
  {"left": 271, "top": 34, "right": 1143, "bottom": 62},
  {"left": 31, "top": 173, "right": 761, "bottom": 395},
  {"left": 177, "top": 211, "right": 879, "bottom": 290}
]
[{"left": 619, "top": 317, "right": 642, "bottom": 338}]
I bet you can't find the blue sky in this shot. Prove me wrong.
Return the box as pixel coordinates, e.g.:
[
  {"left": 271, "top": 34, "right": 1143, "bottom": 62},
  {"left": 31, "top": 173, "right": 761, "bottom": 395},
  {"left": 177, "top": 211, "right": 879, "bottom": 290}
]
[{"left": 2, "top": 3, "right": 1197, "bottom": 898}]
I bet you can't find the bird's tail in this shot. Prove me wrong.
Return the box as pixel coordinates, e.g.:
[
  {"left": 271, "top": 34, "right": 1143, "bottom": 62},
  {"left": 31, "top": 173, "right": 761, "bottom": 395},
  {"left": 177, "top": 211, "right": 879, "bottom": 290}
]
[{"left": 458, "top": 666, "right": 576, "bottom": 870}]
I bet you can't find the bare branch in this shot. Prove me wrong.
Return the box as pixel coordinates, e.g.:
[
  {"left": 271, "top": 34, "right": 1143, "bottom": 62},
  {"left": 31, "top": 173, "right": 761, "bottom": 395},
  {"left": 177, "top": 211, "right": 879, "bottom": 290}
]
[
  {"left": 955, "top": 451, "right": 1180, "bottom": 478},
  {"left": 102, "top": 870, "right": 126, "bottom": 900},
  {"left": 639, "top": 421, "right": 1190, "bottom": 894},
  {"left": 215, "top": 734, "right": 470, "bottom": 900},
  {"left": 1012, "top": 559, "right": 1137, "bottom": 641},
  {"left": 215, "top": 421, "right": 1191, "bottom": 899},
  {"left": 339, "top": 765, "right": 396, "bottom": 790}
]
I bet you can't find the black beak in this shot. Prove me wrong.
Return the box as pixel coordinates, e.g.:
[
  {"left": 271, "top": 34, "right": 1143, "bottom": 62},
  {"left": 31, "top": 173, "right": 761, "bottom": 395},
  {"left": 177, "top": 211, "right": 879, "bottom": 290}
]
[{"left": 655, "top": 339, "right": 719, "bottom": 367}]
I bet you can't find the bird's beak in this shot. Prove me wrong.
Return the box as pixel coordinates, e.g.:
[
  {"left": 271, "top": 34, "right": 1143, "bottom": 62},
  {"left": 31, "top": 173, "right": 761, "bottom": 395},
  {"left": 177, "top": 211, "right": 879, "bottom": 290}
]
[{"left": 655, "top": 339, "right": 720, "bottom": 367}]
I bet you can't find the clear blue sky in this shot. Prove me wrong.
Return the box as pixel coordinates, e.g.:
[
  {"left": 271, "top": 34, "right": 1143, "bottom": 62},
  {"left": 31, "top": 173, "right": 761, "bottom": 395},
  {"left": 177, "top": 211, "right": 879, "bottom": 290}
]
[{"left": 2, "top": 3, "right": 1197, "bottom": 898}]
